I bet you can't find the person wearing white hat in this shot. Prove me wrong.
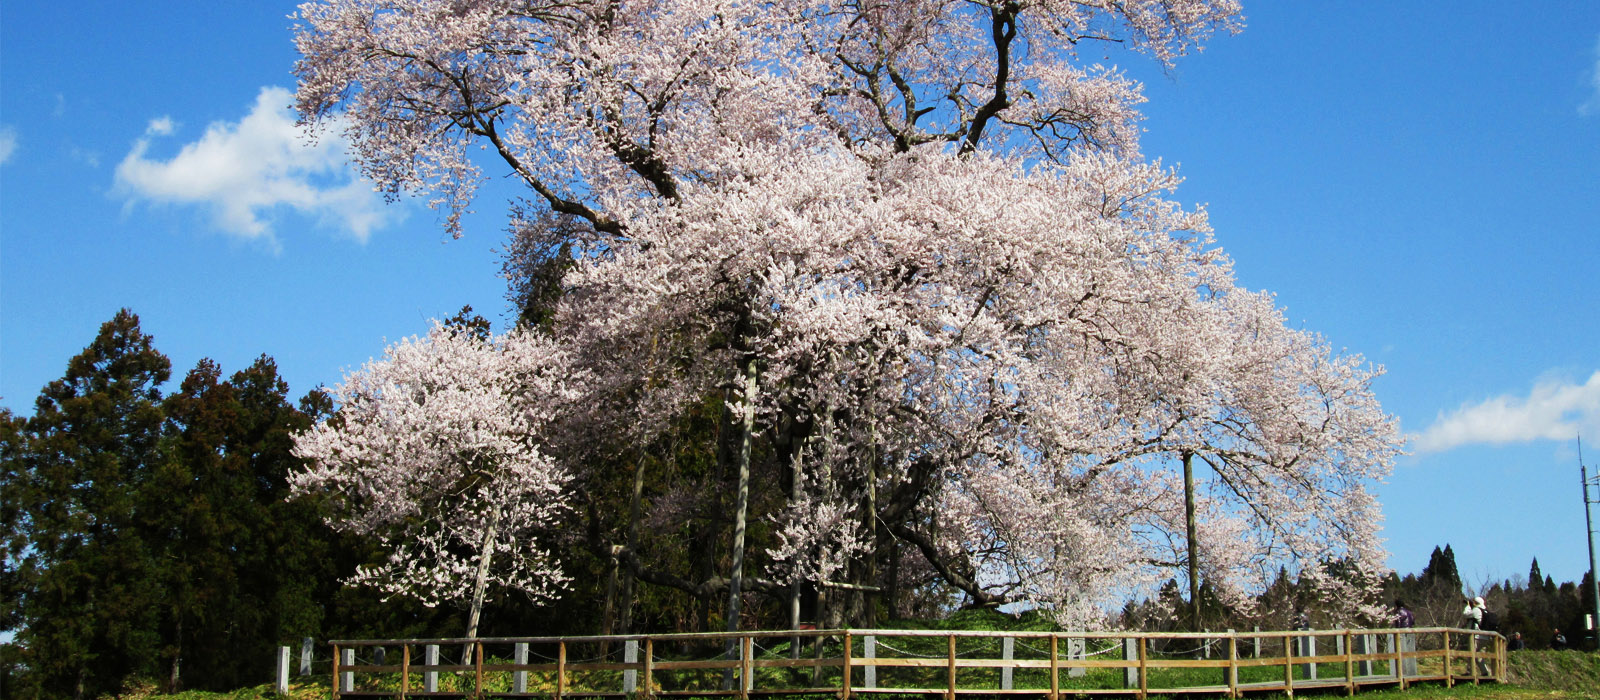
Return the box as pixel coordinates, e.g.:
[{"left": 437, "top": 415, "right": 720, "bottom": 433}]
[{"left": 1462, "top": 596, "right": 1485, "bottom": 629}]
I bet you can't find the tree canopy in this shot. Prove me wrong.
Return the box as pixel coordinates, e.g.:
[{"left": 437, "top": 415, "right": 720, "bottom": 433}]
[{"left": 291, "top": 0, "right": 1401, "bottom": 632}]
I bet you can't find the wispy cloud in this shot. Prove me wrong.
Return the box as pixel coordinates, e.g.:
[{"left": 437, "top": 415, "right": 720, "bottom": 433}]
[
  {"left": 1414, "top": 371, "right": 1600, "bottom": 453},
  {"left": 113, "top": 86, "right": 396, "bottom": 245},
  {"left": 1581, "top": 33, "right": 1600, "bottom": 116},
  {"left": 0, "top": 125, "right": 17, "bottom": 165}
]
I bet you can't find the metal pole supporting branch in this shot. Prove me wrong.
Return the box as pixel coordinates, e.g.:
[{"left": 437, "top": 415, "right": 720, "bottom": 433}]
[{"left": 1581, "top": 439, "right": 1600, "bottom": 652}]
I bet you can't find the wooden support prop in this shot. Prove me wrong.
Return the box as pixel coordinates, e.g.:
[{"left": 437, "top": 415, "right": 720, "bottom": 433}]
[
  {"left": 558, "top": 641, "right": 567, "bottom": 700},
  {"left": 401, "top": 644, "right": 410, "bottom": 700},
  {"left": 332, "top": 644, "right": 341, "bottom": 700}
]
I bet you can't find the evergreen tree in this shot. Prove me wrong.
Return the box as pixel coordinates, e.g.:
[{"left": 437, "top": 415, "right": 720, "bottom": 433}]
[
  {"left": 149, "top": 356, "right": 334, "bottom": 691},
  {"left": 1528, "top": 558, "right": 1543, "bottom": 591},
  {"left": 7, "top": 309, "right": 171, "bottom": 699}
]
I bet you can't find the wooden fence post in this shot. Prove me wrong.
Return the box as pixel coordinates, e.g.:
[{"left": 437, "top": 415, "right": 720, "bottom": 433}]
[
  {"left": 1049, "top": 635, "right": 1059, "bottom": 700},
  {"left": 400, "top": 645, "right": 410, "bottom": 700},
  {"left": 331, "top": 644, "right": 341, "bottom": 700},
  {"left": 1137, "top": 637, "right": 1148, "bottom": 700},
  {"left": 1469, "top": 634, "right": 1479, "bottom": 685},
  {"left": 742, "top": 636, "right": 754, "bottom": 697},
  {"left": 1227, "top": 633, "right": 1238, "bottom": 698},
  {"left": 1444, "top": 630, "right": 1453, "bottom": 688},
  {"left": 1343, "top": 630, "right": 1353, "bottom": 696},
  {"left": 945, "top": 634, "right": 956, "bottom": 700},
  {"left": 842, "top": 633, "right": 853, "bottom": 700},
  {"left": 475, "top": 641, "right": 484, "bottom": 698},
  {"left": 644, "top": 638, "right": 654, "bottom": 699},
  {"left": 1283, "top": 633, "right": 1294, "bottom": 694}
]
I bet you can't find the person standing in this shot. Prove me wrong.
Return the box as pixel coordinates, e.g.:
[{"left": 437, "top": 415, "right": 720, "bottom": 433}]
[
  {"left": 1393, "top": 601, "right": 1414, "bottom": 629},
  {"left": 1462, "top": 596, "right": 1485, "bottom": 630},
  {"left": 1393, "top": 600, "right": 1418, "bottom": 677}
]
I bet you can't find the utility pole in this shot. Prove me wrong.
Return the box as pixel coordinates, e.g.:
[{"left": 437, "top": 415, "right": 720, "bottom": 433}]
[{"left": 1581, "top": 438, "right": 1600, "bottom": 652}]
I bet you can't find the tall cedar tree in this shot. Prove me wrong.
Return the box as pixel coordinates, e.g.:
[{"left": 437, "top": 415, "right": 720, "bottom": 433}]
[
  {"left": 6, "top": 310, "right": 170, "bottom": 699},
  {"left": 2, "top": 311, "right": 447, "bottom": 697},
  {"left": 149, "top": 356, "right": 335, "bottom": 691}
]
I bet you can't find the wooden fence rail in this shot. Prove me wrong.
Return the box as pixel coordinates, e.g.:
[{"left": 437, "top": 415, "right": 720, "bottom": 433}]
[{"left": 328, "top": 627, "right": 1503, "bottom": 699}]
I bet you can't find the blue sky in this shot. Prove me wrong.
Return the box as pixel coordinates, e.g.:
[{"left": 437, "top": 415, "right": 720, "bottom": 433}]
[{"left": 2, "top": 3, "right": 1598, "bottom": 592}]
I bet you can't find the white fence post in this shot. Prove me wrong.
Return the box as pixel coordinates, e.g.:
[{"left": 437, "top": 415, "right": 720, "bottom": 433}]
[
  {"left": 1067, "top": 637, "right": 1085, "bottom": 678},
  {"left": 624, "top": 639, "right": 639, "bottom": 694},
  {"left": 1123, "top": 639, "right": 1139, "bottom": 688},
  {"left": 1000, "top": 637, "right": 1013, "bottom": 690},
  {"left": 340, "top": 648, "right": 354, "bottom": 692},
  {"left": 864, "top": 635, "right": 877, "bottom": 689},
  {"left": 425, "top": 644, "right": 440, "bottom": 693},
  {"left": 1299, "top": 633, "right": 1317, "bottom": 680},
  {"left": 300, "top": 638, "right": 313, "bottom": 676},
  {"left": 515, "top": 642, "right": 529, "bottom": 693},
  {"left": 276, "top": 646, "right": 290, "bottom": 695}
]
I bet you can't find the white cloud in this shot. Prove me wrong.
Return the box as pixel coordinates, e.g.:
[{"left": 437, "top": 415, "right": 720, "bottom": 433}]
[
  {"left": 1581, "top": 34, "right": 1600, "bottom": 117},
  {"left": 146, "top": 116, "right": 176, "bottom": 136},
  {"left": 114, "top": 86, "right": 396, "bottom": 244},
  {"left": 0, "top": 126, "right": 17, "bottom": 165},
  {"left": 1414, "top": 371, "right": 1600, "bottom": 453}
]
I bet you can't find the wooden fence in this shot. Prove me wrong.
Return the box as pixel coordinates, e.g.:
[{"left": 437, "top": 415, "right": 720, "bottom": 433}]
[{"left": 327, "top": 627, "right": 1503, "bottom": 699}]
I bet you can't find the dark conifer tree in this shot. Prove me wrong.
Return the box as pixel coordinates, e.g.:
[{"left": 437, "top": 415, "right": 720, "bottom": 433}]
[{"left": 7, "top": 309, "right": 170, "bottom": 699}]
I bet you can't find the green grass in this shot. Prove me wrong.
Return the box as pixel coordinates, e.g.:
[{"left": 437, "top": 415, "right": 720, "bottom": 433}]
[{"left": 105, "top": 631, "right": 1600, "bottom": 700}]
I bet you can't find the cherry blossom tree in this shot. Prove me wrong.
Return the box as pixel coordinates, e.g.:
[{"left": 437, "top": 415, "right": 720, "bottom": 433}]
[
  {"left": 293, "top": 0, "right": 1402, "bottom": 631},
  {"left": 290, "top": 324, "right": 578, "bottom": 640}
]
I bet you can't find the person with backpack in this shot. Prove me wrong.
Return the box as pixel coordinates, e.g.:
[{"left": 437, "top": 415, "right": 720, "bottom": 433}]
[{"left": 1462, "top": 596, "right": 1486, "bottom": 629}]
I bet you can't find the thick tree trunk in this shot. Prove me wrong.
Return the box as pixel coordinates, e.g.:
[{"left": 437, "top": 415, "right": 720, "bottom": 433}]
[
  {"left": 1183, "top": 451, "right": 1200, "bottom": 631},
  {"left": 167, "top": 615, "right": 182, "bottom": 693},
  {"left": 722, "top": 359, "right": 757, "bottom": 689},
  {"left": 464, "top": 506, "right": 502, "bottom": 661},
  {"left": 620, "top": 451, "right": 648, "bottom": 634}
]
